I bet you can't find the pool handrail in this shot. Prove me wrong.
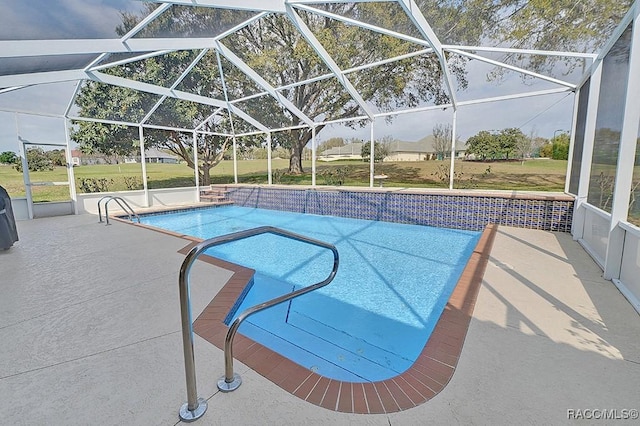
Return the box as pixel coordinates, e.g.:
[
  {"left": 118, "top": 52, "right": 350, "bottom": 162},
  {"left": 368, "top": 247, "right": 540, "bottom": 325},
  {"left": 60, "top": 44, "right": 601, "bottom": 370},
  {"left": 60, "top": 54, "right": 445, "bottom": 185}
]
[
  {"left": 98, "top": 196, "right": 140, "bottom": 224},
  {"left": 178, "top": 225, "right": 339, "bottom": 422}
]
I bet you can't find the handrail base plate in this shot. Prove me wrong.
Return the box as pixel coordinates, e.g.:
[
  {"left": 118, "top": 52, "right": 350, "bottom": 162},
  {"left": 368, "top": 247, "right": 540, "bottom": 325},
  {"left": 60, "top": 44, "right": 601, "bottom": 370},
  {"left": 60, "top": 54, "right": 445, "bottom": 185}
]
[
  {"left": 217, "top": 373, "right": 242, "bottom": 392},
  {"left": 179, "top": 398, "right": 207, "bottom": 422}
]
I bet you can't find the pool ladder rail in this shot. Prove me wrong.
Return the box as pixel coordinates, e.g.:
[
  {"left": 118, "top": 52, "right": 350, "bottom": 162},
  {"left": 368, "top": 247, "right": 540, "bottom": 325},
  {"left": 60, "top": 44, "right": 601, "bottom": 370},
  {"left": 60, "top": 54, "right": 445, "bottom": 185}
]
[
  {"left": 177, "top": 226, "right": 339, "bottom": 422},
  {"left": 97, "top": 196, "right": 140, "bottom": 225}
]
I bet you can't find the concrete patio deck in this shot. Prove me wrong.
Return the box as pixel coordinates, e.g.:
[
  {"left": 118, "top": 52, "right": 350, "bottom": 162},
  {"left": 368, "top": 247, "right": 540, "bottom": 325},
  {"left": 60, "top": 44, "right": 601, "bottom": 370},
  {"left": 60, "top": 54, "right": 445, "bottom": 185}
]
[{"left": 1, "top": 213, "right": 638, "bottom": 425}]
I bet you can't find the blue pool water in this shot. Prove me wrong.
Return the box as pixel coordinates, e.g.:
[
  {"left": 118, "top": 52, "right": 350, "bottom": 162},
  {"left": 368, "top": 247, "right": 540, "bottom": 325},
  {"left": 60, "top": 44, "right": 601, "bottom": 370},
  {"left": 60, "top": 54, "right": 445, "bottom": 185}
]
[{"left": 141, "top": 206, "right": 480, "bottom": 381}]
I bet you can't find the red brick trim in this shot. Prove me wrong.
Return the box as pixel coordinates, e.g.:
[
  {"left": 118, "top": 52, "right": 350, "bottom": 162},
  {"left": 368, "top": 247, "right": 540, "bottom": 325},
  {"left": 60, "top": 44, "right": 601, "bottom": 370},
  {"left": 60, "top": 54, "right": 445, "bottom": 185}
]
[{"left": 186, "top": 224, "right": 497, "bottom": 413}]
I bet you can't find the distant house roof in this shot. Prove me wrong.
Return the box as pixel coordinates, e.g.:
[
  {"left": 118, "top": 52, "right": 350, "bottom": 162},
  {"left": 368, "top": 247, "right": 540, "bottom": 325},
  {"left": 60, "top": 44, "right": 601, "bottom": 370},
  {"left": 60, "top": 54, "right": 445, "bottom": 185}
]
[
  {"left": 389, "top": 137, "right": 434, "bottom": 153},
  {"left": 390, "top": 136, "right": 466, "bottom": 153},
  {"left": 144, "top": 148, "right": 179, "bottom": 160}
]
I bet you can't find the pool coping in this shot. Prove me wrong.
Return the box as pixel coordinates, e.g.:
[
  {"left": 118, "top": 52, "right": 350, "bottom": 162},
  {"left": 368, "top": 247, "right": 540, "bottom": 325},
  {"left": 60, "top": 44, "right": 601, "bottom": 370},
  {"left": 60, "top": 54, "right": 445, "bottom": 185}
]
[{"left": 173, "top": 222, "right": 498, "bottom": 414}]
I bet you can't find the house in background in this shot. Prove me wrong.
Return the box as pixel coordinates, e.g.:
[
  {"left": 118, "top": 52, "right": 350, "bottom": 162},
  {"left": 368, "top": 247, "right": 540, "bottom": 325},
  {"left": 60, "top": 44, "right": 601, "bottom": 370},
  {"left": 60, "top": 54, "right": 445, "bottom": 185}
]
[
  {"left": 318, "top": 136, "right": 466, "bottom": 162},
  {"left": 70, "top": 149, "right": 112, "bottom": 165},
  {"left": 318, "top": 142, "right": 364, "bottom": 161},
  {"left": 125, "top": 148, "right": 181, "bottom": 164},
  {"left": 70, "top": 150, "right": 81, "bottom": 166},
  {"left": 385, "top": 136, "right": 466, "bottom": 161},
  {"left": 141, "top": 148, "right": 180, "bottom": 164},
  {"left": 71, "top": 148, "right": 181, "bottom": 165}
]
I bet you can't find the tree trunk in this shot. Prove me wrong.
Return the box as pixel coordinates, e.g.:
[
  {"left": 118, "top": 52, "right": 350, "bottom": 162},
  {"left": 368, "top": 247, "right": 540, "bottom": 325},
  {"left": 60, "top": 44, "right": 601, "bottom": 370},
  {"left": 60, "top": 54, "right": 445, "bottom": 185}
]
[
  {"left": 289, "top": 142, "right": 303, "bottom": 174},
  {"left": 200, "top": 164, "right": 211, "bottom": 186},
  {"left": 288, "top": 129, "right": 313, "bottom": 174}
]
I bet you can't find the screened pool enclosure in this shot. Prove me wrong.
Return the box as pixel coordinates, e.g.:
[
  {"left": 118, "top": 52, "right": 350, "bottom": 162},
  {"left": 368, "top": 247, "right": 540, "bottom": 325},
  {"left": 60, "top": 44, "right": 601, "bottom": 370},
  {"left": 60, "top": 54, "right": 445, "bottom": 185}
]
[{"left": 0, "top": 1, "right": 639, "bottom": 312}]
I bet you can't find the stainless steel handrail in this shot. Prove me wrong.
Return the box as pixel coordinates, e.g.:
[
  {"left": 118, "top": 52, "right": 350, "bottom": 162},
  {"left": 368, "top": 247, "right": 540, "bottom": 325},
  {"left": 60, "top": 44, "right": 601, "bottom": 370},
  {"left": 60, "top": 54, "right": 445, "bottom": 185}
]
[
  {"left": 98, "top": 196, "right": 140, "bottom": 224},
  {"left": 178, "top": 226, "right": 339, "bottom": 422},
  {"left": 97, "top": 196, "right": 112, "bottom": 223}
]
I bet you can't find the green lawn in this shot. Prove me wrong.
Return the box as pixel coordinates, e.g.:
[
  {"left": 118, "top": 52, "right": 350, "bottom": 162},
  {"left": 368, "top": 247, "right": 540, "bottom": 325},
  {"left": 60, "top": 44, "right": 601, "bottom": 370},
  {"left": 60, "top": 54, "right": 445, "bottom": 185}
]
[
  {"left": 4, "top": 158, "right": 638, "bottom": 226},
  {"left": 1, "top": 158, "right": 569, "bottom": 202}
]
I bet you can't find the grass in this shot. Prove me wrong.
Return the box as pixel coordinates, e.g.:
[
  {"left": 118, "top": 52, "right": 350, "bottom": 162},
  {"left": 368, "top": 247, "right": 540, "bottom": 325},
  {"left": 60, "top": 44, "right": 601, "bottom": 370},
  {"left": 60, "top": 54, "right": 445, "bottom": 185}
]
[
  {"left": 236, "top": 158, "right": 569, "bottom": 191},
  {"left": 3, "top": 158, "right": 637, "bottom": 225},
  {"left": 1, "top": 158, "right": 569, "bottom": 202}
]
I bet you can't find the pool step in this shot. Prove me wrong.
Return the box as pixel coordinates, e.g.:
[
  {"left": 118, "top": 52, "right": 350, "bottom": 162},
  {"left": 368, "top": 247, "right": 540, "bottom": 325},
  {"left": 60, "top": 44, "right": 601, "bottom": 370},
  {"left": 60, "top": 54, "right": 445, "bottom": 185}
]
[
  {"left": 239, "top": 313, "right": 401, "bottom": 382},
  {"left": 286, "top": 308, "right": 413, "bottom": 375},
  {"left": 200, "top": 186, "right": 233, "bottom": 205},
  {"left": 232, "top": 273, "right": 413, "bottom": 382}
]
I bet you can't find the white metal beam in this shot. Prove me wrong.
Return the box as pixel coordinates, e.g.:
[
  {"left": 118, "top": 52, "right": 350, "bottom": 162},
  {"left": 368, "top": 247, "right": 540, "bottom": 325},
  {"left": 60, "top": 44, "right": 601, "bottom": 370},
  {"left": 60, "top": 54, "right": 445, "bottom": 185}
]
[
  {"left": 293, "top": 4, "right": 431, "bottom": 48},
  {"left": 369, "top": 120, "right": 375, "bottom": 187},
  {"left": 67, "top": 116, "right": 141, "bottom": 128},
  {"left": 63, "top": 80, "right": 83, "bottom": 117},
  {"left": 139, "top": 126, "right": 150, "bottom": 207},
  {"left": 448, "top": 49, "right": 577, "bottom": 89},
  {"left": 88, "top": 12, "right": 268, "bottom": 73},
  {"left": 214, "top": 40, "right": 314, "bottom": 126},
  {"left": 449, "top": 110, "right": 457, "bottom": 189},
  {"left": 0, "top": 70, "right": 86, "bottom": 87},
  {"left": 121, "top": 3, "right": 173, "bottom": 41},
  {"left": 604, "top": 12, "right": 640, "bottom": 279},
  {"left": 572, "top": 64, "right": 603, "bottom": 239},
  {"left": 447, "top": 45, "right": 598, "bottom": 59},
  {"left": 228, "top": 48, "right": 433, "bottom": 106},
  {"left": 0, "top": 86, "right": 27, "bottom": 95},
  {"left": 0, "top": 39, "right": 221, "bottom": 58},
  {"left": 371, "top": 87, "right": 571, "bottom": 120},
  {"left": 565, "top": 87, "right": 582, "bottom": 194},
  {"left": 311, "top": 126, "right": 316, "bottom": 186},
  {"left": 140, "top": 48, "right": 211, "bottom": 125},
  {"left": 67, "top": 114, "right": 232, "bottom": 136},
  {"left": 89, "top": 50, "right": 176, "bottom": 72},
  {"left": 286, "top": 6, "right": 376, "bottom": 119},
  {"left": 397, "top": 0, "right": 458, "bottom": 108},
  {"left": 193, "top": 131, "right": 200, "bottom": 200},
  {"left": 87, "top": 71, "right": 268, "bottom": 131},
  {"left": 195, "top": 107, "right": 225, "bottom": 131}
]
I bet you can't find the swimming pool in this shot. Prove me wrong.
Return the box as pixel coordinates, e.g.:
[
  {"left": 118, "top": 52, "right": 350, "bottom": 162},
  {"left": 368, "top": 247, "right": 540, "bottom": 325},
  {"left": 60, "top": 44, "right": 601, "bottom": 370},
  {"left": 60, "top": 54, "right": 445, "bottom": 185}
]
[{"left": 141, "top": 206, "right": 481, "bottom": 382}]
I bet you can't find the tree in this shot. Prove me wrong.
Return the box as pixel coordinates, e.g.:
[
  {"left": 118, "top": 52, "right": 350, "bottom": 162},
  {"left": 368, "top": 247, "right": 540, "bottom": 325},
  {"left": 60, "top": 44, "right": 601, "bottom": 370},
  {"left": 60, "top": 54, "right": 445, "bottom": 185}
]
[
  {"left": 432, "top": 123, "right": 462, "bottom": 160},
  {"left": 46, "top": 149, "right": 67, "bottom": 167},
  {"left": 223, "top": 5, "right": 468, "bottom": 174},
  {"left": 361, "top": 136, "right": 392, "bottom": 162},
  {"left": 551, "top": 133, "right": 571, "bottom": 160},
  {"left": 516, "top": 130, "right": 535, "bottom": 163},
  {"left": 74, "top": 4, "right": 470, "bottom": 175},
  {"left": 13, "top": 148, "right": 54, "bottom": 172},
  {"left": 539, "top": 142, "right": 553, "bottom": 158},
  {"left": 466, "top": 131, "right": 499, "bottom": 161},
  {"left": 485, "top": 0, "right": 633, "bottom": 75},
  {"left": 538, "top": 133, "right": 571, "bottom": 159},
  {"left": 0, "top": 151, "right": 18, "bottom": 165},
  {"left": 497, "top": 128, "right": 526, "bottom": 160},
  {"left": 72, "top": 10, "right": 259, "bottom": 185},
  {"left": 72, "top": 122, "right": 138, "bottom": 163},
  {"left": 317, "top": 137, "right": 345, "bottom": 154},
  {"left": 466, "top": 128, "right": 526, "bottom": 160},
  {"left": 72, "top": 1, "right": 631, "bottom": 176},
  {"left": 530, "top": 135, "right": 548, "bottom": 158}
]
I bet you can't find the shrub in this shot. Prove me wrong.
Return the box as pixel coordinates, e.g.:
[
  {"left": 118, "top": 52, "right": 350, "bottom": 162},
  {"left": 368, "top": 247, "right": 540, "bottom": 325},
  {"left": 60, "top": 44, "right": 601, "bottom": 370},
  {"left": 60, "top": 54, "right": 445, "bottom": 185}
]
[
  {"left": 77, "top": 178, "right": 114, "bottom": 193},
  {"left": 321, "top": 166, "right": 351, "bottom": 185}
]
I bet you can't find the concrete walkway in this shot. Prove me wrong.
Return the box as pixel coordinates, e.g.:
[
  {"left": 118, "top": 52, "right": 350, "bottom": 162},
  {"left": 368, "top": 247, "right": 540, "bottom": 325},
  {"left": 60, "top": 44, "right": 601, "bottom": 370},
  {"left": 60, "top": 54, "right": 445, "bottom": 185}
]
[{"left": 0, "top": 215, "right": 638, "bottom": 425}]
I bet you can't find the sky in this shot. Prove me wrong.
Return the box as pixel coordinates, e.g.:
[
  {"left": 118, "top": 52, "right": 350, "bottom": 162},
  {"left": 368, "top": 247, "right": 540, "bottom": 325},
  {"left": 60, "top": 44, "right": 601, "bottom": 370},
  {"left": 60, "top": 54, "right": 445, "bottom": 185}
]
[
  {"left": 0, "top": 0, "right": 580, "bottom": 154},
  {"left": 0, "top": 0, "right": 145, "bottom": 40}
]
